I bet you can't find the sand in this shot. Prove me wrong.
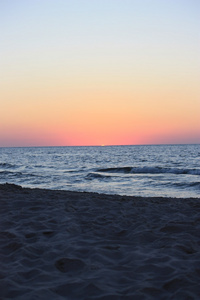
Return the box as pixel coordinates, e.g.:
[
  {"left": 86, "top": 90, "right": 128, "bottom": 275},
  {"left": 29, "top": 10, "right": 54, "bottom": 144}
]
[{"left": 0, "top": 183, "right": 200, "bottom": 299}]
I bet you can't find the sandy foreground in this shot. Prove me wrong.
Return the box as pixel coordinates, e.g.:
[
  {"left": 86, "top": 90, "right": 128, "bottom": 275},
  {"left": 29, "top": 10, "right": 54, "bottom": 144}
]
[{"left": 0, "top": 183, "right": 200, "bottom": 299}]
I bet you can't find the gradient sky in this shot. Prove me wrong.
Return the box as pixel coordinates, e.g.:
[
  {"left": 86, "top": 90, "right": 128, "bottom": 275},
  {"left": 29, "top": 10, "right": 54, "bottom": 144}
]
[{"left": 0, "top": 0, "right": 199, "bottom": 146}]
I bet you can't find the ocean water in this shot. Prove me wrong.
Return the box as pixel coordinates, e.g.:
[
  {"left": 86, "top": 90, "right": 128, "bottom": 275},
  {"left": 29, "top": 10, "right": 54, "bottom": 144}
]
[{"left": 0, "top": 144, "right": 199, "bottom": 198}]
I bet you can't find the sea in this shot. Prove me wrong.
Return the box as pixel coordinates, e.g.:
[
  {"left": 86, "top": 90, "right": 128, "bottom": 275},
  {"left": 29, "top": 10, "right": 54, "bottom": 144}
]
[{"left": 0, "top": 144, "right": 199, "bottom": 198}]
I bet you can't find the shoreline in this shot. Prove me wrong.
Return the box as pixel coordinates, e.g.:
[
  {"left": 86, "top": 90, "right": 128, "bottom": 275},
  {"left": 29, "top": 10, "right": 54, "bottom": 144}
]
[
  {"left": 1, "top": 182, "right": 200, "bottom": 201},
  {"left": 0, "top": 183, "right": 200, "bottom": 299}
]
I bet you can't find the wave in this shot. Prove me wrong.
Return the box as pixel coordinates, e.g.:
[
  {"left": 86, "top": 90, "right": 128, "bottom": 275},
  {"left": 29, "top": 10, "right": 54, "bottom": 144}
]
[
  {"left": 97, "top": 166, "right": 200, "bottom": 176},
  {"left": 0, "top": 170, "right": 39, "bottom": 178},
  {"left": 0, "top": 171, "right": 12, "bottom": 175},
  {"left": 86, "top": 173, "right": 112, "bottom": 180},
  {"left": 171, "top": 182, "right": 200, "bottom": 189},
  {"left": 98, "top": 167, "right": 132, "bottom": 173},
  {"left": 0, "top": 170, "right": 24, "bottom": 177},
  {"left": 64, "top": 169, "right": 81, "bottom": 173},
  {"left": 0, "top": 162, "right": 18, "bottom": 169}
]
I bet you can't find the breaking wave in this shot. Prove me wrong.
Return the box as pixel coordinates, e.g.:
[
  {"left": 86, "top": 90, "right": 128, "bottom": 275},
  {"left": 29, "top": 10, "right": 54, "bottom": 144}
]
[
  {"left": 97, "top": 167, "right": 200, "bottom": 176},
  {"left": 86, "top": 173, "right": 112, "bottom": 180}
]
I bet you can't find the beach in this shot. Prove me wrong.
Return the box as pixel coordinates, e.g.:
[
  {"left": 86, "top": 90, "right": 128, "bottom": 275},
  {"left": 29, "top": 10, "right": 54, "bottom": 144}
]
[{"left": 0, "top": 183, "right": 200, "bottom": 299}]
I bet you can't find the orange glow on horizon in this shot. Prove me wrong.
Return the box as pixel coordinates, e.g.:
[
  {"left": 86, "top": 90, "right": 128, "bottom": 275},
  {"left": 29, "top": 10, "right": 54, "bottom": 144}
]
[{"left": 0, "top": 1, "right": 199, "bottom": 147}]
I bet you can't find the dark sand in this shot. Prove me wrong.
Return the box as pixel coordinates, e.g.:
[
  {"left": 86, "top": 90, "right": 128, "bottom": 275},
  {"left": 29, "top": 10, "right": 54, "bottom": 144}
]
[{"left": 0, "top": 183, "right": 200, "bottom": 299}]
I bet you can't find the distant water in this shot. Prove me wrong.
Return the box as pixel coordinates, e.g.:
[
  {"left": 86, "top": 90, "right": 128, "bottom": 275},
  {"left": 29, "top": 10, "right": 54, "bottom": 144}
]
[{"left": 0, "top": 144, "right": 199, "bottom": 198}]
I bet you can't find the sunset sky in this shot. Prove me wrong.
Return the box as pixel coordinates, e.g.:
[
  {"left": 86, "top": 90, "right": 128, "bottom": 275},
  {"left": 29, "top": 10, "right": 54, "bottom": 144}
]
[{"left": 1, "top": 0, "right": 199, "bottom": 146}]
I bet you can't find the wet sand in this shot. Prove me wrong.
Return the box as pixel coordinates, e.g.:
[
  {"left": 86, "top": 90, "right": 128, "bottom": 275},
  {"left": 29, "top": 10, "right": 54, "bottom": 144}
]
[{"left": 0, "top": 183, "right": 200, "bottom": 299}]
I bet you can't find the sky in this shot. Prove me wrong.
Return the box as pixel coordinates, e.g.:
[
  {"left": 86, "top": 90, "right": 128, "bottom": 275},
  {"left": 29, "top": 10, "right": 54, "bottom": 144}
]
[{"left": 0, "top": 0, "right": 200, "bottom": 146}]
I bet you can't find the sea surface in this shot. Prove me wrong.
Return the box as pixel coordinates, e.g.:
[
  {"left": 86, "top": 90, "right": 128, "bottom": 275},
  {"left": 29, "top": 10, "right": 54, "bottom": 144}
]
[{"left": 0, "top": 144, "right": 199, "bottom": 198}]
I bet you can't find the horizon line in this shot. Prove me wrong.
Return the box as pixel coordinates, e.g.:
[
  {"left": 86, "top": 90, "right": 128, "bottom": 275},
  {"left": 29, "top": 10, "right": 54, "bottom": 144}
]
[{"left": 0, "top": 142, "right": 199, "bottom": 148}]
